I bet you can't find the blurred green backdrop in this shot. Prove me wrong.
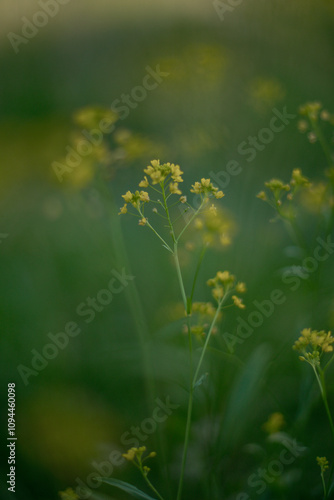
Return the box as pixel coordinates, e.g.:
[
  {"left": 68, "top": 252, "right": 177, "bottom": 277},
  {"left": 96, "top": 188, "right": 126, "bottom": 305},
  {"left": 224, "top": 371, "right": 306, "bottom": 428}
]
[{"left": 0, "top": 1, "right": 334, "bottom": 499}]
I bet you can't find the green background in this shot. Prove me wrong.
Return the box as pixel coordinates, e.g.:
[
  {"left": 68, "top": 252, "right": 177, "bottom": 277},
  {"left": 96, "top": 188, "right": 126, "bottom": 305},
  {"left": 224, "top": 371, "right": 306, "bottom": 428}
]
[{"left": 0, "top": 1, "right": 334, "bottom": 499}]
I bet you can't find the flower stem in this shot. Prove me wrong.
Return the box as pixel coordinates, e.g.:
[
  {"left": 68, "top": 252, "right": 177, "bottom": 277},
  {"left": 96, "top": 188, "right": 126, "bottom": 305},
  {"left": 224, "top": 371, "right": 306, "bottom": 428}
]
[{"left": 176, "top": 291, "right": 229, "bottom": 500}]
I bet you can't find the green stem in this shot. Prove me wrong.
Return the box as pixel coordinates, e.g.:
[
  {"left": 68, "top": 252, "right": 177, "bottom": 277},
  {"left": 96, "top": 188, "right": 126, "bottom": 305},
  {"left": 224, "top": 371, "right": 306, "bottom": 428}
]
[
  {"left": 141, "top": 470, "right": 165, "bottom": 500},
  {"left": 192, "top": 291, "right": 230, "bottom": 388},
  {"left": 313, "top": 366, "right": 334, "bottom": 443},
  {"left": 176, "top": 199, "right": 206, "bottom": 243},
  {"left": 173, "top": 243, "right": 188, "bottom": 311},
  {"left": 176, "top": 291, "right": 229, "bottom": 500},
  {"left": 189, "top": 245, "right": 208, "bottom": 308},
  {"left": 176, "top": 369, "right": 193, "bottom": 500},
  {"left": 321, "top": 470, "right": 328, "bottom": 500}
]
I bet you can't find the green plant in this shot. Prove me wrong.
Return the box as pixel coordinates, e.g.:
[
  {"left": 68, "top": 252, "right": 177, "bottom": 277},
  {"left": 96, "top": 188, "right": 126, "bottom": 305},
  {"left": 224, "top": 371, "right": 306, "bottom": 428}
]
[{"left": 99, "top": 160, "right": 246, "bottom": 500}]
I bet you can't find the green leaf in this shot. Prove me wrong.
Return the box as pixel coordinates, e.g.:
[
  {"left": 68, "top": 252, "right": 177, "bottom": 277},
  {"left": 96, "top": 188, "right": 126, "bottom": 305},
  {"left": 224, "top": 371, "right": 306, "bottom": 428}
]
[{"left": 100, "top": 478, "right": 157, "bottom": 500}]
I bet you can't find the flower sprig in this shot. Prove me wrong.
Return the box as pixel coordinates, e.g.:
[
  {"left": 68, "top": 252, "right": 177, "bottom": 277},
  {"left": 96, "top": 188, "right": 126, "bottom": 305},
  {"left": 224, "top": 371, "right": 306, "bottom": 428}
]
[
  {"left": 207, "top": 271, "right": 246, "bottom": 308},
  {"left": 257, "top": 168, "right": 311, "bottom": 217},
  {"left": 293, "top": 328, "right": 334, "bottom": 365},
  {"left": 122, "top": 447, "right": 163, "bottom": 500},
  {"left": 293, "top": 328, "right": 334, "bottom": 454},
  {"left": 317, "top": 456, "right": 330, "bottom": 499},
  {"left": 119, "top": 160, "right": 225, "bottom": 255}
]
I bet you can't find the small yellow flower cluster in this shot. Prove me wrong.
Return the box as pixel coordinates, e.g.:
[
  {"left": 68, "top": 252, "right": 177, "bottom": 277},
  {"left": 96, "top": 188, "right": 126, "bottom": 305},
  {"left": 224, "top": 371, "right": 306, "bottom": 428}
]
[
  {"left": 290, "top": 168, "right": 311, "bottom": 188},
  {"left": 257, "top": 169, "right": 311, "bottom": 211},
  {"left": 231, "top": 295, "right": 245, "bottom": 309},
  {"left": 293, "top": 328, "right": 334, "bottom": 364},
  {"left": 264, "top": 178, "right": 290, "bottom": 193},
  {"left": 191, "top": 206, "right": 235, "bottom": 248},
  {"left": 262, "top": 412, "right": 285, "bottom": 435},
  {"left": 189, "top": 302, "right": 220, "bottom": 340},
  {"left": 298, "top": 102, "right": 334, "bottom": 144},
  {"left": 300, "top": 182, "right": 333, "bottom": 214},
  {"left": 59, "top": 488, "right": 79, "bottom": 500},
  {"left": 316, "top": 456, "right": 329, "bottom": 473},
  {"left": 119, "top": 190, "right": 150, "bottom": 215},
  {"left": 190, "top": 178, "right": 224, "bottom": 200},
  {"left": 299, "top": 101, "right": 322, "bottom": 120},
  {"left": 207, "top": 271, "right": 246, "bottom": 306},
  {"left": 143, "top": 159, "right": 184, "bottom": 186},
  {"left": 122, "top": 446, "right": 157, "bottom": 478},
  {"left": 192, "top": 302, "right": 216, "bottom": 317}
]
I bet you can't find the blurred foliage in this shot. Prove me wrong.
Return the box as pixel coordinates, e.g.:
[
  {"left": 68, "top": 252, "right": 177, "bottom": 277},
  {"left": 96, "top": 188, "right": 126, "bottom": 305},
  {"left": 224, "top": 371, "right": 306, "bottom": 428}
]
[{"left": 0, "top": 1, "right": 334, "bottom": 499}]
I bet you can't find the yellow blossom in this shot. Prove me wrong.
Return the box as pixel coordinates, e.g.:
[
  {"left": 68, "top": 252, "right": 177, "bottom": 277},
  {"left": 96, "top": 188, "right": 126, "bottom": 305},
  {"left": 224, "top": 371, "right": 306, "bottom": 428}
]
[
  {"left": 262, "top": 412, "right": 285, "bottom": 434},
  {"left": 235, "top": 282, "right": 247, "bottom": 293},
  {"left": 118, "top": 204, "right": 128, "bottom": 215},
  {"left": 139, "top": 176, "right": 149, "bottom": 187},
  {"left": 317, "top": 456, "right": 329, "bottom": 472},
  {"left": 256, "top": 191, "right": 267, "bottom": 201},
  {"left": 122, "top": 448, "right": 137, "bottom": 461},
  {"left": 139, "top": 217, "right": 148, "bottom": 226},
  {"left": 122, "top": 191, "right": 134, "bottom": 203},
  {"left": 169, "top": 182, "right": 182, "bottom": 195},
  {"left": 139, "top": 191, "right": 150, "bottom": 202},
  {"left": 232, "top": 295, "right": 245, "bottom": 309}
]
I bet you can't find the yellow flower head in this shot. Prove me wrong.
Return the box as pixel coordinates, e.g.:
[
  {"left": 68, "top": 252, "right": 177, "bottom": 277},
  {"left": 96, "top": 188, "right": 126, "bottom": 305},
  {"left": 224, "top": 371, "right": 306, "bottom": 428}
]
[
  {"left": 122, "top": 448, "right": 137, "bottom": 461},
  {"left": 190, "top": 178, "right": 224, "bottom": 200},
  {"left": 139, "top": 176, "right": 149, "bottom": 188},
  {"left": 317, "top": 456, "right": 329, "bottom": 473},
  {"left": 144, "top": 159, "right": 184, "bottom": 185},
  {"left": 232, "top": 295, "right": 245, "bottom": 309},
  {"left": 122, "top": 191, "right": 135, "bottom": 203},
  {"left": 118, "top": 204, "right": 128, "bottom": 215},
  {"left": 139, "top": 217, "right": 148, "bottom": 226},
  {"left": 262, "top": 412, "right": 285, "bottom": 434},
  {"left": 235, "top": 282, "right": 247, "bottom": 293},
  {"left": 169, "top": 182, "right": 182, "bottom": 195},
  {"left": 290, "top": 169, "right": 310, "bottom": 188}
]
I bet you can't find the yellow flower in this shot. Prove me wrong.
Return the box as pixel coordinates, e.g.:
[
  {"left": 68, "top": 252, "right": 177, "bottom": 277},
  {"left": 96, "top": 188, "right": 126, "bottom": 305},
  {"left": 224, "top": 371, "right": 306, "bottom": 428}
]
[
  {"left": 139, "top": 191, "right": 150, "bottom": 202},
  {"left": 139, "top": 176, "right": 149, "bottom": 187},
  {"left": 169, "top": 182, "right": 182, "bottom": 195},
  {"left": 290, "top": 168, "right": 310, "bottom": 188},
  {"left": 235, "top": 282, "right": 246, "bottom": 293},
  {"left": 122, "top": 448, "right": 137, "bottom": 461},
  {"left": 139, "top": 217, "right": 148, "bottom": 226},
  {"left": 232, "top": 295, "right": 245, "bottom": 309},
  {"left": 122, "top": 191, "right": 134, "bottom": 203},
  {"left": 317, "top": 456, "right": 329, "bottom": 472},
  {"left": 180, "top": 195, "right": 187, "bottom": 203},
  {"left": 215, "top": 191, "right": 224, "bottom": 199},
  {"left": 263, "top": 412, "right": 285, "bottom": 434},
  {"left": 256, "top": 191, "right": 267, "bottom": 201},
  {"left": 118, "top": 204, "right": 128, "bottom": 215}
]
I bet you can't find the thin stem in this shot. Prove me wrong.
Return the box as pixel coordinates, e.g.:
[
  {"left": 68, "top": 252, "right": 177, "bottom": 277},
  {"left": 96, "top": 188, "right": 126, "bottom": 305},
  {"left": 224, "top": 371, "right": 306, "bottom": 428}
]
[
  {"left": 173, "top": 242, "right": 188, "bottom": 311},
  {"left": 321, "top": 470, "right": 328, "bottom": 500},
  {"left": 192, "top": 291, "right": 230, "bottom": 388},
  {"left": 142, "top": 214, "right": 173, "bottom": 253},
  {"left": 319, "top": 370, "right": 334, "bottom": 444},
  {"left": 189, "top": 245, "right": 208, "bottom": 309},
  {"left": 176, "top": 374, "right": 193, "bottom": 500},
  {"left": 176, "top": 314, "right": 193, "bottom": 500},
  {"left": 176, "top": 291, "right": 229, "bottom": 500},
  {"left": 141, "top": 469, "right": 165, "bottom": 500},
  {"left": 176, "top": 199, "right": 206, "bottom": 243},
  {"left": 312, "top": 366, "right": 334, "bottom": 443},
  {"left": 161, "top": 183, "right": 176, "bottom": 243}
]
